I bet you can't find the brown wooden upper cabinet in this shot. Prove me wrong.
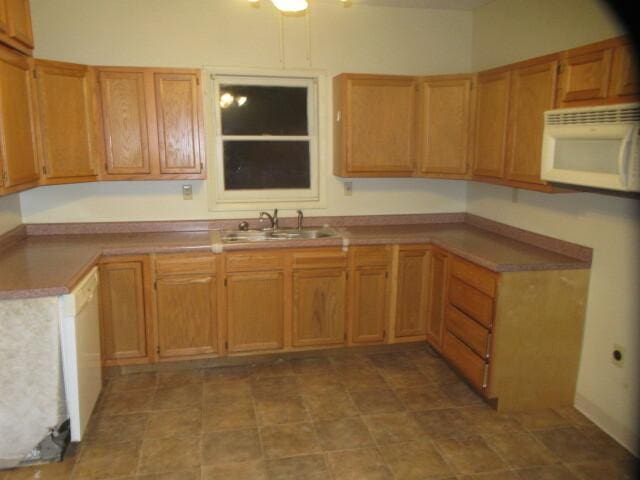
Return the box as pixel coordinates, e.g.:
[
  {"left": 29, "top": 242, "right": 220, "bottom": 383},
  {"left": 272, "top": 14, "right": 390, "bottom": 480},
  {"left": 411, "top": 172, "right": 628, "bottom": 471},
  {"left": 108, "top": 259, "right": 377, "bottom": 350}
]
[
  {"left": 472, "top": 55, "right": 559, "bottom": 190},
  {"left": 33, "top": 60, "right": 99, "bottom": 184},
  {"left": 557, "top": 36, "right": 638, "bottom": 107},
  {"left": 334, "top": 73, "right": 416, "bottom": 177},
  {"left": 505, "top": 57, "right": 559, "bottom": 186},
  {"left": 472, "top": 69, "right": 511, "bottom": 180},
  {"left": 96, "top": 67, "right": 205, "bottom": 180},
  {"left": 0, "top": 0, "right": 33, "bottom": 55},
  {"left": 417, "top": 75, "right": 473, "bottom": 178},
  {"left": 0, "top": 44, "right": 38, "bottom": 195}
]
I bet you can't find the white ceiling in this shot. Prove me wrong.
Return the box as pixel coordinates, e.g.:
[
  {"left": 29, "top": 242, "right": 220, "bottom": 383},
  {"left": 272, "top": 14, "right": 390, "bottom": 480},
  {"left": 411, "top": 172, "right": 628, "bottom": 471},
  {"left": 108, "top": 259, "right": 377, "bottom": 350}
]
[{"left": 339, "top": 0, "right": 494, "bottom": 10}]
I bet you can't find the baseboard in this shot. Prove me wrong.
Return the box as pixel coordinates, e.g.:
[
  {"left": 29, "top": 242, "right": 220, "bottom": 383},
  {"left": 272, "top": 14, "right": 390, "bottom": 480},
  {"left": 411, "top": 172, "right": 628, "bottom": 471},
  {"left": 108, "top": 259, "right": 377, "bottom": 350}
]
[{"left": 575, "top": 392, "right": 639, "bottom": 456}]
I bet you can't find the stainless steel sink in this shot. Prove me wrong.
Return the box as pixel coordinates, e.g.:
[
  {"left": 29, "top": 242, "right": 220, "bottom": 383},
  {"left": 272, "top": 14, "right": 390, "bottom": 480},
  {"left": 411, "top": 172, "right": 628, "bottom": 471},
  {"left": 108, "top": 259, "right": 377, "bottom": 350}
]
[{"left": 221, "top": 228, "right": 339, "bottom": 243}]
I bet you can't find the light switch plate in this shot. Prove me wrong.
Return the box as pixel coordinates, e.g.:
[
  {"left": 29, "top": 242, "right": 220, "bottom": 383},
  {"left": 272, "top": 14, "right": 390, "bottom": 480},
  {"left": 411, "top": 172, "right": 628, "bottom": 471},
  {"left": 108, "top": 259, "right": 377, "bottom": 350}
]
[{"left": 182, "top": 185, "right": 193, "bottom": 200}]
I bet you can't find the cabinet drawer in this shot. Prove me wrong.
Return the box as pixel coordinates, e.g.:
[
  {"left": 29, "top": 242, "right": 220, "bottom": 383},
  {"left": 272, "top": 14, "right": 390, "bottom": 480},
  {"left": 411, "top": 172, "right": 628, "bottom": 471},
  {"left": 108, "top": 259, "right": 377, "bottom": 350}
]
[
  {"left": 353, "top": 246, "right": 391, "bottom": 267},
  {"left": 226, "top": 252, "right": 285, "bottom": 272},
  {"left": 442, "top": 331, "right": 488, "bottom": 392},
  {"left": 445, "top": 305, "right": 490, "bottom": 358},
  {"left": 156, "top": 254, "right": 217, "bottom": 276},
  {"left": 292, "top": 249, "right": 347, "bottom": 269},
  {"left": 448, "top": 277, "right": 494, "bottom": 328},
  {"left": 451, "top": 257, "right": 497, "bottom": 297}
]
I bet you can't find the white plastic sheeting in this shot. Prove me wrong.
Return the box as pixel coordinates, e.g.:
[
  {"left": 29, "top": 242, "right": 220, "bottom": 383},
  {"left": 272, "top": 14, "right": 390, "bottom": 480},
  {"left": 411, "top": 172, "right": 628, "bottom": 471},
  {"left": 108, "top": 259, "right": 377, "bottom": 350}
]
[{"left": 0, "top": 297, "right": 67, "bottom": 469}]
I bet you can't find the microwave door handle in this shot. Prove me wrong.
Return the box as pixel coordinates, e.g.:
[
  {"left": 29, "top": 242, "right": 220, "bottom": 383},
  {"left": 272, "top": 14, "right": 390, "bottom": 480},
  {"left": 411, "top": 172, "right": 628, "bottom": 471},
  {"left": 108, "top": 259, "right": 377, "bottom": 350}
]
[{"left": 618, "top": 132, "right": 633, "bottom": 188}]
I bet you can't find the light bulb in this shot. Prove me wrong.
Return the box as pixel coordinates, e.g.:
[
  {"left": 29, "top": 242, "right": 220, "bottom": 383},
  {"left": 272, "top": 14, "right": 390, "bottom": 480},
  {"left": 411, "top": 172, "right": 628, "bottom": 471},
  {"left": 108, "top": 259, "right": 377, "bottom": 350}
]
[
  {"left": 219, "top": 92, "right": 234, "bottom": 109},
  {"left": 271, "top": 0, "right": 308, "bottom": 13}
]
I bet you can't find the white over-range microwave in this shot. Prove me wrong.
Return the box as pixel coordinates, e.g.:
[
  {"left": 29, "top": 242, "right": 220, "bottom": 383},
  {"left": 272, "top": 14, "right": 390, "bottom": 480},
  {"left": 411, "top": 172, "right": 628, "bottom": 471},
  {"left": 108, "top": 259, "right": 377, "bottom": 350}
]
[{"left": 540, "top": 103, "right": 640, "bottom": 192}]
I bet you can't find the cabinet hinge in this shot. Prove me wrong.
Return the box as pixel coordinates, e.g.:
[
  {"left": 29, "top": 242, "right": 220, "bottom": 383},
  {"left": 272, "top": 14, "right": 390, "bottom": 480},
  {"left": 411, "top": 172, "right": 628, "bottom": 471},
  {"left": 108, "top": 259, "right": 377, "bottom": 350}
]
[
  {"left": 557, "top": 63, "right": 564, "bottom": 74},
  {"left": 1, "top": 171, "right": 7, "bottom": 185},
  {"left": 32, "top": 69, "right": 37, "bottom": 79},
  {"left": 344, "top": 333, "right": 347, "bottom": 341},
  {"left": 200, "top": 161, "right": 204, "bottom": 172},
  {"left": 224, "top": 278, "right": 227, "bottom": 287},
  {"left": 196, "top": 77, "right": 200, "bottom": 86},
  {"left": 385, "top": 271, "right": 388, "bottom": 279},
  {"left": 225, "top": 341, "right": 228, "bottom": 350},
  {"left": 156, "top": 346, "right": 160, "bottom": 354},
  {"left": 383, "top": 330, "right": 386, "bottom": 338},
  {"left": 42, "top": 165, "right": 47, "bottom": 176},
  {"left": 153, "top": 280, "right": 157, "bottom": 290}
]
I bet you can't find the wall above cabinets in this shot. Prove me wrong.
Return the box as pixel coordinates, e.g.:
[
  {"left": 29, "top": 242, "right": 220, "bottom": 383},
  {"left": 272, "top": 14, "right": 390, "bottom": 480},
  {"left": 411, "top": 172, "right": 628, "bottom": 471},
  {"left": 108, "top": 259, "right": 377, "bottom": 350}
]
[{"left": 333, "top": 35, "right": 637, "bottom": 193}]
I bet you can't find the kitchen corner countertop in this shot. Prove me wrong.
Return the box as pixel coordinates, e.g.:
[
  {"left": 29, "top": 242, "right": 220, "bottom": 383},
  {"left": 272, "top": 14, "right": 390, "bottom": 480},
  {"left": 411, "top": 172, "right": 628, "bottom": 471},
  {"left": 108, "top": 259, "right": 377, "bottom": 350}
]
[{"left": 0, "top": 221, "right": 591, "bottom": 300}]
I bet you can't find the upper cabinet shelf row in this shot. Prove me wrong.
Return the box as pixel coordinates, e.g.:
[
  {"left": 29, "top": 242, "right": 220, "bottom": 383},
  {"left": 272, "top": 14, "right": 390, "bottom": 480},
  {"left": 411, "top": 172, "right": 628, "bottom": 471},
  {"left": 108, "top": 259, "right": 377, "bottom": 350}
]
[
  {"left": 334, "top": 35, "right": 638, "bottom": 191},
  {"left": 0, "top": 2, "right": 206, "bottom": 197}
]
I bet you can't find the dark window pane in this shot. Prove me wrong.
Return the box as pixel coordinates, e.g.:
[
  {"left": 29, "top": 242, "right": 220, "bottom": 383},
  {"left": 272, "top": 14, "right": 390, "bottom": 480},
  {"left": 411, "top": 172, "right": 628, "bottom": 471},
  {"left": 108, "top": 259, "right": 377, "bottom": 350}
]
[
  {"left": 223, "top": 141, "right": 310, "bottom": 190},
  {"left": 220, "top": 85, "right": 308, "bottom": 135}
]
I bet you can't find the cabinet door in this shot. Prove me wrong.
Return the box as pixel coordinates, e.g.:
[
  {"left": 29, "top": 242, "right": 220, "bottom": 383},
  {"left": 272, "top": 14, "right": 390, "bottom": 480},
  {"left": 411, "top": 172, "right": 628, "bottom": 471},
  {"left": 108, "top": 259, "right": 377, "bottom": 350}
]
[
  {"left": 293, "top": 268, "right": 346, "bottom": 347},
  {"left": 156, "top": 274, "right": 217, "bottom": 359},
  {"left": 505, "top": 60, "right": 558, "bottom": 185},
  {"left": 0, "top": 1, "right": 8, "bottom": 34},
  {"left": 352, "top": 266, "right": 388, "bottom": 344},
  {"left": 99, "top": 261, "right": 150, "bottom": 364},
  {"left": 34, "top": 60, "right": 98, "bottom": 181},
  {"left": 425, "top": 249, "right": 448, "bottom": 350},
  {"left": 472, "top": 70, "right": 510, "bottom": 179},
  {"left": 610, "top": 43, "right": 639, "bottom": 99},
  {"left": 558, "top": 47, "right": 612, "bottom": 106},
  {"left": 98, "top": 70, "right": 151, "bottom": 175},
  {"left": 154, "top": 72, "right": 203, "bottom": 174},
  {"left": 227, "top": 271, "right": 284, "bottom": 352},
  {"left": 394, "top": 248, "right": 429, "bottom": 339},
  {"left": 0, "top": 46, "right": 38, "bottom": 189},
  {"left": 336, "top": 74, "right": 416, "bottom": 176},
  {"left": 418, "top": 75, "right": 472, "bottom": 176},
  {"left": 5, "top": 0, "right": 32, "bottom": 48}
]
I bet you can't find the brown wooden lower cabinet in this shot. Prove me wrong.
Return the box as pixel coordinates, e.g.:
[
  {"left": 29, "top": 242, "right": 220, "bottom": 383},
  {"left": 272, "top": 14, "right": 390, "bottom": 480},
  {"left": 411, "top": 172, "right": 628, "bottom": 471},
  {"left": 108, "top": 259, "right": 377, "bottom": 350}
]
[
  {"left": 349, "top": 246, "right": 391, "bottom": 344},
  {"left": 95, "top": 246, "right": 590, "bottom": 413},
  {"left": 441, "top": 255, "right": 590, "bottom": 411},
  {"left": 99, "top": 256, "right": 152, "bottom": 365},
  {"left": 425, "top": 248, "right": 449, "bottom": 350},
  {"left": 154, "top": 253, "right": 219, "bottom": 360},
  {"left": 393, "top": 246, "right": 430, "bottom": 341},
  {"left": 226, "top": 270, "right": 285, "bottom": 353}
]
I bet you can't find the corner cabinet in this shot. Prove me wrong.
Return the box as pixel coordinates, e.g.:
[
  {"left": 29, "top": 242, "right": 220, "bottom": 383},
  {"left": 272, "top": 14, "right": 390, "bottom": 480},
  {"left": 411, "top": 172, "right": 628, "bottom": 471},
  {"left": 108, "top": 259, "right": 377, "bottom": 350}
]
[
  {"left": 0, "top": 44, "right": 39, "bottom": 195},
  {"left": 96, "top": 67, "right": 206, "bottom": 180},
  {"left": 334, "top": 73, "right": 417, "bottom": 177},
  {"left": 154, "top": 254, "right": 220, "bottom": 360},
  {"left": 99, "top": 256, "right": 153, "bottom": 366}
]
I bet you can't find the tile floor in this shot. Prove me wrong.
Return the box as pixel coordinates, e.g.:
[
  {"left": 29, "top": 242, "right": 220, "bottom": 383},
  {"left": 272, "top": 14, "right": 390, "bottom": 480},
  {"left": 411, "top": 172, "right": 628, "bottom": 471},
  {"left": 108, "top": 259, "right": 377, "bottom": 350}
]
[{"left": 2, "top": 347, "right": 637, "bottom": 480}]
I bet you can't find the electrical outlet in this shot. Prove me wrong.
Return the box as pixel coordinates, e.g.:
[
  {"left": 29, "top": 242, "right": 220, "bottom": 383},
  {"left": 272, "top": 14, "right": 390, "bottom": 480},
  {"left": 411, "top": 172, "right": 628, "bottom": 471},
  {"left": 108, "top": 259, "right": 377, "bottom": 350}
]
[
  {"left": 182, "top": 185, "right": 193, "bottom": 200},
  {"left": 612, "top": 344, "right": 625, "bottom": 367},
  {"left": 344, "top": 181, "right": 353, "bottom": 196}
]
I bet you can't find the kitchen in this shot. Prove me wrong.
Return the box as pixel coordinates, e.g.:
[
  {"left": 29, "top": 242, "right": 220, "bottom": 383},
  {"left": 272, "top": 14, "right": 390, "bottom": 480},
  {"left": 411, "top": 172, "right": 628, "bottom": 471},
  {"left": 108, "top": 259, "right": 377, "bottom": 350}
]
[{"left": 0, "top": 0, "right": 638, "bottom": 478}]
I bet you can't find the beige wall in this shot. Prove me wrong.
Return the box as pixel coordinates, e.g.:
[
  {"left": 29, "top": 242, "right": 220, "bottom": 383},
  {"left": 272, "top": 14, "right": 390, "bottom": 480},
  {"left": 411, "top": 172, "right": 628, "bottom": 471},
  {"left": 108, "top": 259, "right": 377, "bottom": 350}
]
[
  {"left": 19, "top": 0, "right": 473, "bottom": 223},
  {"left": 470, "top": 0, "right": 638, "bottom": 454},
  {"left": 0, "top": 196, "right": 21, "bottom": 235}
]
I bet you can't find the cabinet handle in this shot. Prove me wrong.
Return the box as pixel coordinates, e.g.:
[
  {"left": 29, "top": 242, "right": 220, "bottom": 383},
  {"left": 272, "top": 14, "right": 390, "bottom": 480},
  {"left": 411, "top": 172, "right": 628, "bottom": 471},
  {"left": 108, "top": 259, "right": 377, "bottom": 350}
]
[
  {"left": 157, "top": 276, "right": 211, "bottom": 285},
  {"left": 482, "top": 363, "right": 489, "bottom": 389}
]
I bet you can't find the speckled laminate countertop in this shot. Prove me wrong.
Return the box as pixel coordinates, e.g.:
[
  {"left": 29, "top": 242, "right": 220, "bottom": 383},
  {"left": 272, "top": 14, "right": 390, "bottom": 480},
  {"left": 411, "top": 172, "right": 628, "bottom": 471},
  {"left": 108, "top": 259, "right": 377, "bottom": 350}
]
[{"left": 0, "top": 219, "right": 591, "bottom": 300}]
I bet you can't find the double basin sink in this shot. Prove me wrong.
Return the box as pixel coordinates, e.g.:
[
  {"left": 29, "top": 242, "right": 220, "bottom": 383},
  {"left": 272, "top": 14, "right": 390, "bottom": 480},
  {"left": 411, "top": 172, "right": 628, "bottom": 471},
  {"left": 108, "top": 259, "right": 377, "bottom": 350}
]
[{"left": 221, "top": 228, "right": 340, "bottom": 243}]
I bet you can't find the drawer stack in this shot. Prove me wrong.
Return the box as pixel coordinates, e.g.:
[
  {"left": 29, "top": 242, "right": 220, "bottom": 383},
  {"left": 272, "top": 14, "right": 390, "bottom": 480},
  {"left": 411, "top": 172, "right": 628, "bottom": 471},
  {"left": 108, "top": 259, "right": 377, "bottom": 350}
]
[{"left": 441, "top": 256, "right": 498, "bottom": 393}]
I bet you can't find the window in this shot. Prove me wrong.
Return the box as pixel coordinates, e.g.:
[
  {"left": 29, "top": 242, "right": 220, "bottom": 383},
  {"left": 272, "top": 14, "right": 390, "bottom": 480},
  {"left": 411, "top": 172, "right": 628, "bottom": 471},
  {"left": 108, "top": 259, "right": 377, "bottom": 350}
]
[{"left": 209, "top": 72, "right": 323, "bottom": 209}]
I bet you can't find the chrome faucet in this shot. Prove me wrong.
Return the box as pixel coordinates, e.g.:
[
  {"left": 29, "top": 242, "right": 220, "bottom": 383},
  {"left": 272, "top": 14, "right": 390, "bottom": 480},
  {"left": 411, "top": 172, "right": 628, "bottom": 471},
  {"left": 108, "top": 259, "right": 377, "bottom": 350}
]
[
  {"left": 296, "top": 210, "right": 304, "bottom": 231},
  {"left": 259, "top": 209, "right": 278, "bottom": 230}
]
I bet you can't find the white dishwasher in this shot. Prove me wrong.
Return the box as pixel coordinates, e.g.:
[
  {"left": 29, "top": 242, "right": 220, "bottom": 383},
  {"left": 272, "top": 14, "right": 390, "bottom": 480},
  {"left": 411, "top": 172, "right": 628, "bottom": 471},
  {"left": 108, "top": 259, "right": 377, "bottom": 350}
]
[{"left": 59, "top": 267, "right": 102, "bottom": 442}]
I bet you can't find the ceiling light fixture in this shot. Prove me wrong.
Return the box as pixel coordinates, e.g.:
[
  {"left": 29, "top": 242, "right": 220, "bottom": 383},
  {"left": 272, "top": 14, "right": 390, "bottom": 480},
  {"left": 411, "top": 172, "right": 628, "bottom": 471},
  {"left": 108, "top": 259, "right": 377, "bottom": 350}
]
[{"left": 248, "top": 0, "right": 350, "bottom": 14}]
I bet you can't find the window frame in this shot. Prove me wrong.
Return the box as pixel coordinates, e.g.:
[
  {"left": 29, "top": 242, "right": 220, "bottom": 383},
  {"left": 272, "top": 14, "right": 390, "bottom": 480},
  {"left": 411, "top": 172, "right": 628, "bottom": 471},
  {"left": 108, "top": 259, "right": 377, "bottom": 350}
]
[{"left": 205, "top": 68, "right": 327, "bottom": 211}]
